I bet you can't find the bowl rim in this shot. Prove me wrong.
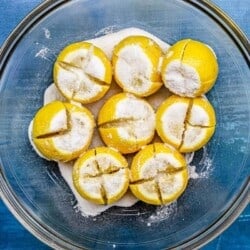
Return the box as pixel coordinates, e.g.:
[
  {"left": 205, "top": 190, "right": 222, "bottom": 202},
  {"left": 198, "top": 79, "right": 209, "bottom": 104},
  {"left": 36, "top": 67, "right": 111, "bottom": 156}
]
[{"left": 0, "top": 0, "right": 249, "bottom": 249}]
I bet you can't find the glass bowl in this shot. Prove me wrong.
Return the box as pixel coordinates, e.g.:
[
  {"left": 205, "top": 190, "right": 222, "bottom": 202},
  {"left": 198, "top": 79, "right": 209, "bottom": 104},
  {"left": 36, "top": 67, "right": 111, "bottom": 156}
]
[{"left": 0, "top": 0, "right": 249, "bottom": 249}]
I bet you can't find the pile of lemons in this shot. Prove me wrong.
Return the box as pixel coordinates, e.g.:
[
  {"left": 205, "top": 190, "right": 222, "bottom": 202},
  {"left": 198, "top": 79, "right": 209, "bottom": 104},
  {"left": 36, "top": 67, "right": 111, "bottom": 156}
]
[{"left": 31, "top": 35, "right": 218, "bottom": 205}]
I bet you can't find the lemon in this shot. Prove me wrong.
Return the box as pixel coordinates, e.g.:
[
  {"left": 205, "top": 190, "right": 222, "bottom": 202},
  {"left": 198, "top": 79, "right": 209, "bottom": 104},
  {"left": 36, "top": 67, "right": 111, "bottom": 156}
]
[
  {"left": 32, "top": 101, "right": 68, "bottom": 138},
  {"left": 32, "top": 101, "right": 95, "bottom": 162},
  {"left": 156, "top": 95, "right": 216, "bottom": 153},
  {"left": 130, "top": 143, "right": 188, "bottom": 205},
  {"left": 112, "top": 36, "right": 163, "bottom": 97},
  {"left": 98, "top": 93, "right": 155, "bottom": 154},
  {"left": 161, "top": 39, "right": 218, "bottom": 97},
  {"left": 73, "top": 147, "right": 129, "bottom": 205},
  {"left": 54, "top": 42, "right": 112, "bottom": 104}
]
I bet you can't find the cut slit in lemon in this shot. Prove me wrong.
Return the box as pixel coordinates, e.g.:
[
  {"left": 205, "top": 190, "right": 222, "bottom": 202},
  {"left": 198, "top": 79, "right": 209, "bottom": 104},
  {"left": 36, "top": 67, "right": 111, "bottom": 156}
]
[
  {"left": 98, "top": 93, "right": 156, "bottom": 154},
  {"left": 73, "top": 147, "right": 129, "bottom": 205},
  {"left": 53, "top": 42, "right": 112, "bottom": 104},
  {"left": 156, "top": 95, "right": 216, "bottom": 153},
  {"left": 161, "top": 39, "right": 218, "bottom": 97},
  {"left": 130, "top": 143, "right": 188, "bottom": 205},
  {"left": 32, "top": 101, "right": 95, "bottom": 162},
  {"left": 112, "top": 36, "right": 163, "bottom": 97}
]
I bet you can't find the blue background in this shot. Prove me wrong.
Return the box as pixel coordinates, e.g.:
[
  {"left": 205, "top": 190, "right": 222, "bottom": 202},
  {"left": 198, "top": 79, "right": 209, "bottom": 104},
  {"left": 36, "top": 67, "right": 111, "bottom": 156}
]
[{"left": 0, "top": 0, "right": 249, "bottom": 249}]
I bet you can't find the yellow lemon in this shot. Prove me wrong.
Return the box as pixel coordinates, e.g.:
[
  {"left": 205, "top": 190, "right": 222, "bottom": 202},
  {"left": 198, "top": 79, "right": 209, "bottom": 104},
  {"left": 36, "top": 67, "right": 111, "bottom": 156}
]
[
  {"left": 112, "top": 36, "right": 163, "bottom": 97},
  {"left": 54, "top": 42, "right": 112, "bottom": 104},
  {"left": 161, "top": 39, "right": 218, "bottom": 97},
  {"left": 130, "top": 143, "right": 188, "bottom": 205},
  {"left": 32, "top": 101, "right": 68, "bottom": 138},
  {"left": 98, "top": 93, "right": 155, "bottom": 154},
  {"left": 156, "top": 95, "right": 216, "bottom": 153},
  {"left": 32, "top": 101, "right": 95, "bottom": 162},
  {"left": 73, "top": 147, "right": 129, "bottom": 205}
]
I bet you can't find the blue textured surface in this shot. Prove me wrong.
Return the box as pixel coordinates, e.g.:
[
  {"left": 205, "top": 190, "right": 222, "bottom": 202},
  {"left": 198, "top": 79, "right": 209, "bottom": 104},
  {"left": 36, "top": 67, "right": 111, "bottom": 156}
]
[{"left": 0, "top": 0, "right": 249, "bottom": 249}]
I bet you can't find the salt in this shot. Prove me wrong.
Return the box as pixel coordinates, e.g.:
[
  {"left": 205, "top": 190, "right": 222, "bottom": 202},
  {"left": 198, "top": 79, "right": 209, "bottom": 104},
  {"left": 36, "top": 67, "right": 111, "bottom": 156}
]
[
  {"left": 35, "top": 47, "right": 49, "bottom": 59},
  {"left": 145, "top": 202, "right": 178, "bottom": 223},
  {"left": 43, "top": 28, "right": 51, "bottom": 39},
  {"left": 115, "top": 94, "right": 155, "bottom": 140},
  {"left": 163, "top": 60, "right": 200, "bottom": 97},
  {"left": 115, "top": 44, "right": 152, "bottom": 94}
]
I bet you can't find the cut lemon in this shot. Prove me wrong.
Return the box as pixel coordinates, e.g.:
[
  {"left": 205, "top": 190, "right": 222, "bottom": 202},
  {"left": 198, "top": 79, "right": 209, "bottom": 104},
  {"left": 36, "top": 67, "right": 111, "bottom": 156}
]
[
  {"left": 130, "top": 143, "right": 188, "bottom": 205},
  {"left": 161, "top": 39, "right": 218, "bottom": 97},
  {"left": 98, "top": 93, "right": 155, "bottom": 154},
  {"left": 156, "top": 95, "right": 216, "bottom": 153},
  {"left": 112, "top": 36, "right": 163, "bottom": 97},
  {"left": 73, "top": 147, "right": 129, "bottom": 205},
  {"left": 54, "top": 42, "right": 112, "bottom": 104},
  {"left": 32, "top": 101, "right": 95, "bottom": 162}
]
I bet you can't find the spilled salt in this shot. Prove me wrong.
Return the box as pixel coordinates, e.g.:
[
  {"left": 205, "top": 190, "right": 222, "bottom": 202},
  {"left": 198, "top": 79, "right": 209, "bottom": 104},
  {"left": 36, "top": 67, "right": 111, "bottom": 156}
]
[
  {"left": 144, "top": 201, "right": 178, "bottom": 224},
  {"left": 188, "top": 165, "right": 199, "bottom": 179},
  {"left": 35, "top": 47, "right": 49, "bottom": 59},
  {"left": 185, "top": 148, "right": 213, "bottom": 179},
  {"left": 94, "top": 25, "right": 119, "bottom": 37},
  {"left": 43, "top": 28, "right": 51, "bottom": 39}
]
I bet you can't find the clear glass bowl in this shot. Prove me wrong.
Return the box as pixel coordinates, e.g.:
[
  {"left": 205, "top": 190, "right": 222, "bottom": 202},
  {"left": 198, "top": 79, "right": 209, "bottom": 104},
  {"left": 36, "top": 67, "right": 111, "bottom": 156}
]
[{"left": 0, "top": 0, "right": 249, "bottom": 249}]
